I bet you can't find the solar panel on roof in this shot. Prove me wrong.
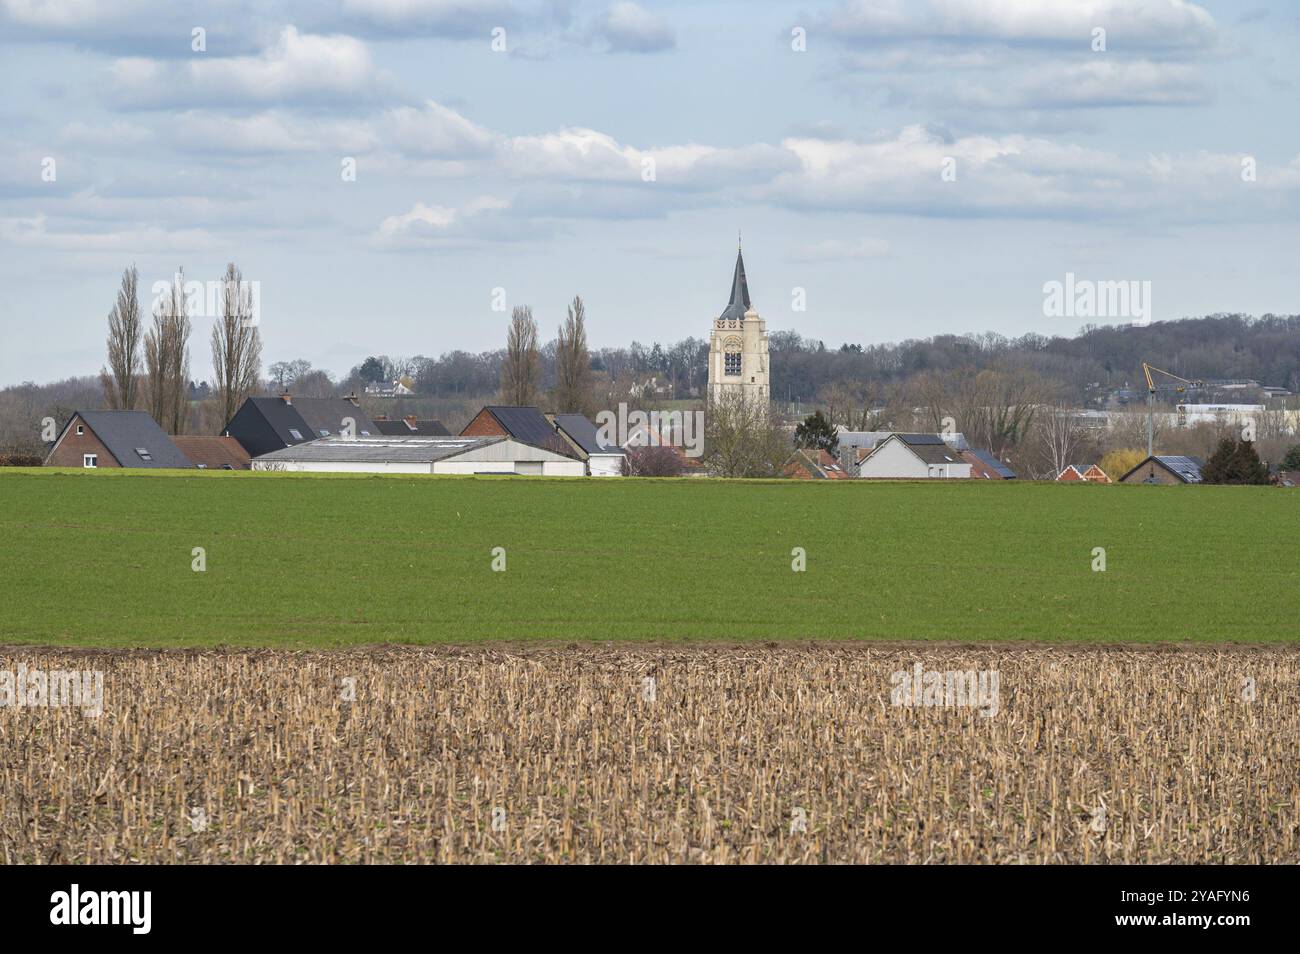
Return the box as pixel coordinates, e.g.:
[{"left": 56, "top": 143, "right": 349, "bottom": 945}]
[{"left": 901, "top": 433, "right": 945, "bottom": 444}]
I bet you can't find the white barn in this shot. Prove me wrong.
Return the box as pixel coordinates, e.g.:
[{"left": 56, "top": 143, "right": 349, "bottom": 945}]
[{"left": 252, "top": 435, "right": 585, "bottom": 476}]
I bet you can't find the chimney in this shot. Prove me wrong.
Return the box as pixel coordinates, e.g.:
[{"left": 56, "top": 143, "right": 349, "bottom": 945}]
[
  {"left": 280, "top": 389, "right": 292, "bottom": 405},
  {"left": 346, "top": 391, "right": 359, "bottom": 406}
]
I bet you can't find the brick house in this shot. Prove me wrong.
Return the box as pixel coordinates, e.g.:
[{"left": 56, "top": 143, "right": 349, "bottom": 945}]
[
  {"left": 44, "top": 410, "right": 192, "bottom": 469},
  {"left": 460, "top": 406, "right": 576, "bottom": 457}
]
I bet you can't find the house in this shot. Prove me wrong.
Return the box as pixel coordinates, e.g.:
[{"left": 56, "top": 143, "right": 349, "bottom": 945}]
[
  {"left": 962, "top": 449, "right": 1017, "bottom": 479},
  {"left": 548, "top": 413, "right": 626, "bottom": 477},
  {"left": 222, "top": 394, "right": 378, "bottom": 458},
  {"left": 251, "top": 435, "right": 586, "bottom": 476},
  {"left": 172, "top": 436, "right": 251, "bottom": 470},
  {"left": 1057, "top": 464, "right": 1110, "bottom": 483},
  {"left": 44, "top": 410, "right": 192, "bottom": 469},
  {"left": 856, "top": 433, "right": 972, "bottom": 479},
  {"left": 373, "top": 416, "right": 450, "bottom": 437},
  {"left": 461, "top": 406, "right": 576, "bottom": 457},
  {"left": 785, "top": 448, "right": 851, "bottom": 479},
  {"left": 363, "top": 378, "right": 416, "bottom": 398},
  {"left": 836, "top": 428, "right": 967, "bottom": 474},
  {"left": 1119, "top": 455, "right": 1204, "bottom": 484}
]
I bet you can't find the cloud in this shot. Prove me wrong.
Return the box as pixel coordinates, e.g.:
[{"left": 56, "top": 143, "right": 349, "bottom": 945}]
[
  {"left": 0, "top": 212, "right": 220, "bottom": 252},
  {"left": 340, "top": 0, "right": 524, "bottom": 38},
  {"left": 787, "top": 238, "right": 891, "bottom": 262},
  {"left": 371, "top": 195, "right": 528, "bottom": 248},
  {"left": 589, "top": 2, "right": 675, "bottom": 53},
  {"left": 382, "top": 100, "right": 498, "bottom": 158},
  {"left": 107, "top": 26, "right": 401, "bottom": 108},
  {"left": 821, "top": 0, "right": 1218, "bottom": 52},
  {"left": 171, "top": 111, "right": 380, "bottom": 155}
]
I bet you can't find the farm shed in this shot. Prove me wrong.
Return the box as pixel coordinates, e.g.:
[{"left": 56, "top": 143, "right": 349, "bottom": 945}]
[
  {"left": 251, "top": 435, "right": 586, "bottom": 476},
  {"left": 44, "top": 410, "right": 191, "bottom": 469},
  {"left": 460, "top": 405, "right": 576, "bottom": 456}
]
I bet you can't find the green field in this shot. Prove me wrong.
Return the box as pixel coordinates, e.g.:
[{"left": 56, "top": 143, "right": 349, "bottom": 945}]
[{"left": 1, "top": 469, "right": 1296, "bottom": 647}]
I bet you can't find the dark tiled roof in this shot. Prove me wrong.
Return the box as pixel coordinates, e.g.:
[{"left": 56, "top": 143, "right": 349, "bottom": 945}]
[
  {"left": 481, "top": 406, "right": 575, "bottom": 456},
  {"left": 718, "top": 248, "right": 751, "bottom": 322},
  {"left": 242, "top": 397, "right": 314, "bottom": 447},
  {"left": 289, "top": 398, "right": 377, "bottom": 438},
  {"left": 373, "top": 419, "right": 450, "bottom": 437},
  {"left": 966, "top": 448, "right": 1017, "bottom": 478},
  {"left": 552, "top": 414, "right": 624, "bottom": 457},
  {"left": 75, "top": 410, "right": 191, "bottom": 468}
]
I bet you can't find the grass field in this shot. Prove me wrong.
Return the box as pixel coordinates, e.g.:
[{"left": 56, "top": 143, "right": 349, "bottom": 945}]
[{"left": 1, "top": 468, "right": 1297, "bottom": 647}]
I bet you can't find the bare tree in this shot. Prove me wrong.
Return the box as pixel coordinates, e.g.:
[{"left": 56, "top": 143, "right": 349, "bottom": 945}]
[
  {"left": 99, "top": 265, "right": 143, "bottom": 409},
  {"left": 1037, "top": 406, "right": 1089, "bottom": 477},
  {"left": 704, "top": 390, "right": 789, "bottom": 477},
  {"left": 144, "top": 268, "right": 191, "bottom": 434},
  {"left": 554, "top": 295, "right": 592, "bottom": 414},
  {"left": 500, "top": 306, "right": 540, "bottom": 406},
  {"left": 210, "top": 262, "right": 262, "bottom": 427}
]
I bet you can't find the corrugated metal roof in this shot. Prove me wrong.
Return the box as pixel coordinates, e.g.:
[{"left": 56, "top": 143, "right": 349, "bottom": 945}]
[{"left": 255, "top": 436, "right": 503, "bottom": 464}]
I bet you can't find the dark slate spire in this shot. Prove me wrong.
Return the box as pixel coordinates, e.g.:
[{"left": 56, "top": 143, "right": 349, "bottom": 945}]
[{"left": 718, "top": 246, "right": 751, "bottom": 322}]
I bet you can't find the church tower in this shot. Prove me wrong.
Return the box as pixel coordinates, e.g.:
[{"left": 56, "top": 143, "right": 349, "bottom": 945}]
[{"left": 707, "top": 243, "right": 769, "bottom": 406}]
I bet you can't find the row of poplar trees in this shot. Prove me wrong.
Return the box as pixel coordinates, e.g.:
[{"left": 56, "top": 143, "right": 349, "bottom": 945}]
[
  {"left": 500, "top": 295, "right": 593, "bottom": 416},
  {"left": 99, "top": 263, "right": 262, "bottom": 435}
]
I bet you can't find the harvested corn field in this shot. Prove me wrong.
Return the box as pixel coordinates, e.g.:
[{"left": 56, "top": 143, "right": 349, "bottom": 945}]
[{"left": 1, "top": 645, "right": 1296, "bottom": 864}]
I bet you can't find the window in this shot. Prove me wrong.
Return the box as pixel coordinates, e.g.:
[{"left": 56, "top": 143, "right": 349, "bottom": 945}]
[
  {"left": 83, "top": 454, "right": 97, "bottom": 468},
  {"left": 135, "top": 447, "right": 152, "bottom": 462},
  {"left": 288, "top": 428, "right": 304, "bottom": 440},
  {"left": 75, "top": 424, "right": 85, "bottom": 436},
  {"left": 318, "top": 428, "right": 331, "bottom": 436},
  {"left": 724, "top": 352, "right": 742, "bottom": 376}
]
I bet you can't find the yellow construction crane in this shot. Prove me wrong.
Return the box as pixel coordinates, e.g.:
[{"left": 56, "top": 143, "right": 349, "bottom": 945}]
[{"left": 1142, "top": 362, "right": 1203, "bottom": 457}]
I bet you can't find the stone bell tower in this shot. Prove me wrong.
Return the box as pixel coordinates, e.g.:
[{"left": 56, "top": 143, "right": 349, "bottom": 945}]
[{"left": 707, "top": 242, "right": 769, "bottom": 407}]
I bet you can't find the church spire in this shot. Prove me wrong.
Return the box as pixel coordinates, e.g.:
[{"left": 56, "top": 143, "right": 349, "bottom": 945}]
[{"left": 719, "top": 245, "right": 751, "bottom": 322}]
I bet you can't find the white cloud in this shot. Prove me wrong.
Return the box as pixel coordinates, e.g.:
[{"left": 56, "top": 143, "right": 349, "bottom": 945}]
[
  {"left": 371, "top": 195, "right": 517, "bottom": 248},
  {"left": 382, "top": 101, "right": 498, "bottom": 158},
  {"left": 590, "top": 2, "right": 675, "bottom": 53},
  {"left": 824, "top": 0, "right": 1218, "bottom": 51},
  {"left": 0, "top": 212, "right": 220, "bottom": 252},
  {"left": 108, "top": 26, "right": 400, "bottom": 108}
]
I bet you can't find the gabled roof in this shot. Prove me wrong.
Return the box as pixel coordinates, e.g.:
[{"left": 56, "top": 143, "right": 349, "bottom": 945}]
[
  {"left": 1120, "top": 455, "right": 1205, "bottom": 484},
  {"left": 289, "top": 397, "right": 377, "bottom": 438},
  {"left": 64, "top": 410, "right": 192, "bottom": 469},
  {"left": 785, "top": 448, "right": 850, "bottom": 479},
  {"left": 373, "top": 418, "right": 450, "bottom": 437},
  {"left": 965, "top": 448, "right": 1017, "bottom": 478},
  {"left": 240, "top": 397, "right": 315, "bottom": 447},
  {"left": 895, "top": 433, "right": 962, "bottom": 465},
  {"left": 172, "top": 436, "right": 251, "bottom": 470},
  {"left": 551, "top": 413, "right": 624, "bottom": 457},
  {"left": 475, "top": 406, "right": 575, "bottom": 456},
  {"left": 718, "top": 248, "right": 751, "bottom": 322}
]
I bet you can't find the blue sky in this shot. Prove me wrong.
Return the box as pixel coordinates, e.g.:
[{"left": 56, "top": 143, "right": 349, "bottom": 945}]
[{"left": 2, "top": 0, "right": 1298, "bottom": 385}]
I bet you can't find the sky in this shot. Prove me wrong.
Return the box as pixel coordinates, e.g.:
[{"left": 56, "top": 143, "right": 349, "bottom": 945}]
[{"left": 1, "top": 0, "right": 1298, "bottom": 386}]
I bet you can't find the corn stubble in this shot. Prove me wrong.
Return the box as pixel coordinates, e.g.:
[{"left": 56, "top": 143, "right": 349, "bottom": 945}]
[{"left": 1, "top": 647, "right": 1295, "bottom": 864}]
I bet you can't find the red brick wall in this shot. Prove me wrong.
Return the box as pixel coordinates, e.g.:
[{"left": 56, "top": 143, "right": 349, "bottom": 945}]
[
  {"left": 46, "top": 416, "right": 118, "bottom": 467},
  {"left": 460, "top": 409, "right": 506, "bottom": 437}
]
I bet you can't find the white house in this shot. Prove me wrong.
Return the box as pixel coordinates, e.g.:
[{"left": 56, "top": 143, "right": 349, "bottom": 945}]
[
  {"left": 251, "top": 435, "right": 585, "bottom": 476},
  {"left": 856, "top": 433, "right": 972, "bottom": 479},
  {"left": 549, "top": 413, "right": 626, "bottom": 477}
]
